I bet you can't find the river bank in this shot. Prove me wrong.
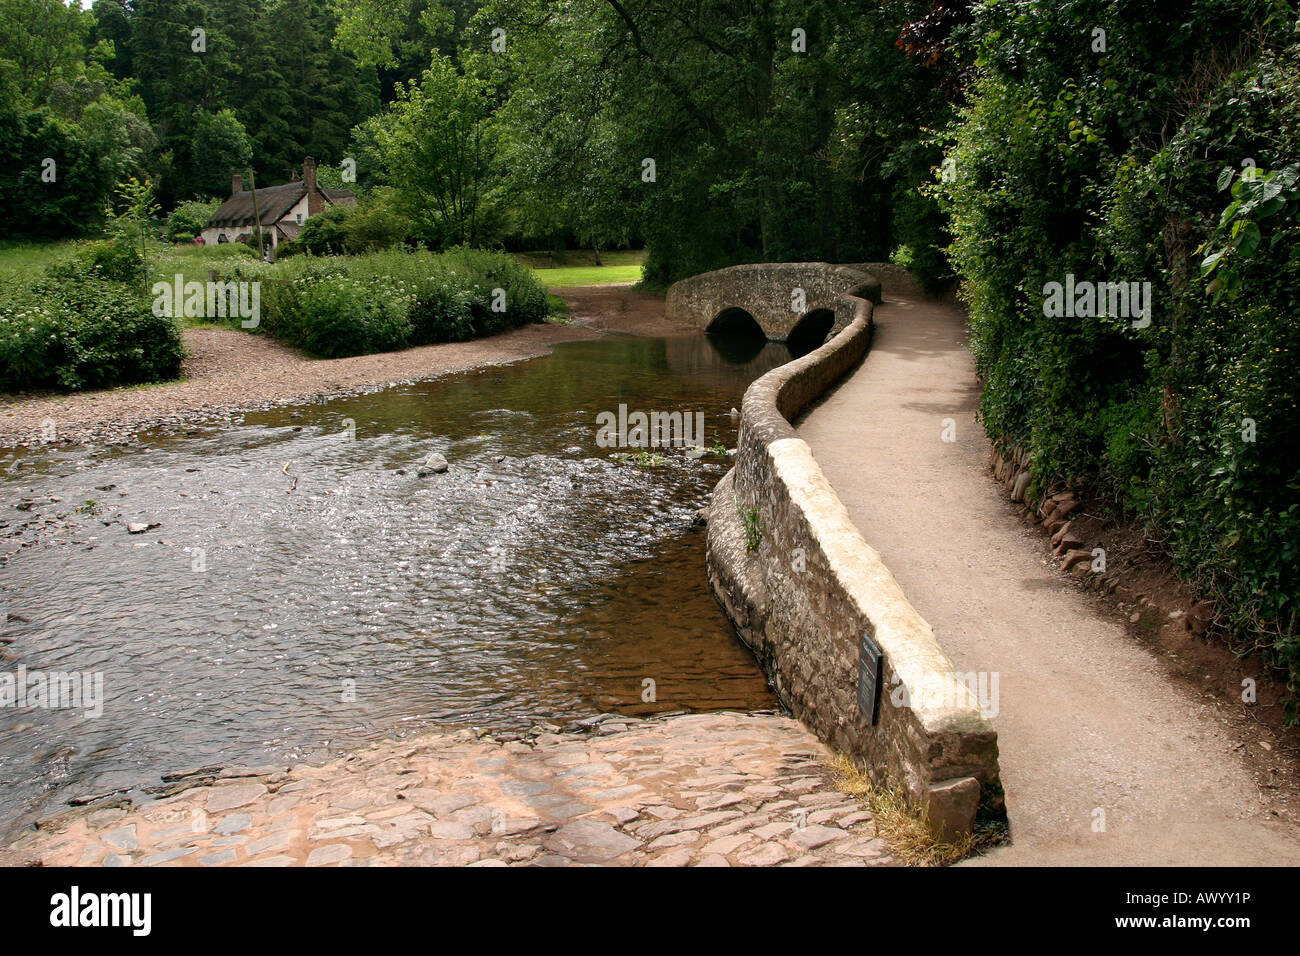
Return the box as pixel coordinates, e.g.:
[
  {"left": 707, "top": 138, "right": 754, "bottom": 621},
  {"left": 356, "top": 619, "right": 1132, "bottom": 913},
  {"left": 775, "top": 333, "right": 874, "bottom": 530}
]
[
  {"left": 0, "top": 286, "right": 679, "bottom": 450},
  {"left": 1, "top": 712, "right": 892, "bottom": 868}
]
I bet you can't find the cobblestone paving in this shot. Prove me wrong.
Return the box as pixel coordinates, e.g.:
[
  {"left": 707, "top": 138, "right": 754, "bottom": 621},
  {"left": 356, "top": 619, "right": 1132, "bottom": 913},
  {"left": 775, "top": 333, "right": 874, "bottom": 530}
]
[{"left": 3, "top": 713, "right": 892, "bottom": 867}]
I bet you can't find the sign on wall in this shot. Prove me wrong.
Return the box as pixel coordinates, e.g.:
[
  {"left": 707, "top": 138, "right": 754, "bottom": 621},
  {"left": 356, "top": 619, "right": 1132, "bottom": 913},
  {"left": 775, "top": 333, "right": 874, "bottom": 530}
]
[{"left": 858, "top": 631, "right": 883, "bottom": 725}]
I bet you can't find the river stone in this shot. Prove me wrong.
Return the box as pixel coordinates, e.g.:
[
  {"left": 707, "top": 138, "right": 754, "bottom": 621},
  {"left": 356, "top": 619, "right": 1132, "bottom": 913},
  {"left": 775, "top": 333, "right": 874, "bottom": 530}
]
[
  {"left": 87, "top": 807, "right": 127, "bottom": 829},
  {"left": 499, "top": 780, "right": 549, "bottom": 797},
  {"left": 306, "top": 844, "right": 353, "bottom": 866},
  {"left": 214, "top": 813, "right": 252, "bottom": 835},
  {"left": 245, "top": 831, "right": 293, "bottom": 856},
  {"left": 736, "top": 843, "right": 790, "bottom": 866},
  {"left": 788, "top": 824, "right": 844, "bottom": 850},
  {"left": 205, "top": 783, "right": 266, "bottom": 813},
  {"left": 141, "top": 847, "right": 198, "bottom": 866},
  {"left": 102, "top": 825, "right": 138, "bottom": 852},
  {"left": 428, "top": 822, "right": 475, "bottom": 840},
  {"left": 417, "top": 453, "right": 449, "bottom": 476},
  {"left": 544, "top": 819, "right": 640, "bottom": 862}
]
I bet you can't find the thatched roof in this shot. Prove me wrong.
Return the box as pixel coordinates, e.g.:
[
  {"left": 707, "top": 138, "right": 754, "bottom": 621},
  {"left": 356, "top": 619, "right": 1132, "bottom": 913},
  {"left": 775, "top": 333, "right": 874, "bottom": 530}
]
[{"left": 205, "top": 183, "right": 356, "bottom": 229}]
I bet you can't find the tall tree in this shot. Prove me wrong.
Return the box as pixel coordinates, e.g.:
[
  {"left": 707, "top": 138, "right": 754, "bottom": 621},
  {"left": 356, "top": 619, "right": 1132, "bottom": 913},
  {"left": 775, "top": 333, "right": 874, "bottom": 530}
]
[{"left": 369, "top": 53, "right": 496, "bottom": 245}]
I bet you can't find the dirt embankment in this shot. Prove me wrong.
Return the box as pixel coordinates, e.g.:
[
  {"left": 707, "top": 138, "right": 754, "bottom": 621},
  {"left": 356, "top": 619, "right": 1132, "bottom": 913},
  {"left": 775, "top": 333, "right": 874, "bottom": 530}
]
[{"left": 0, "top": 285, "right": 681, "bottom": 449}]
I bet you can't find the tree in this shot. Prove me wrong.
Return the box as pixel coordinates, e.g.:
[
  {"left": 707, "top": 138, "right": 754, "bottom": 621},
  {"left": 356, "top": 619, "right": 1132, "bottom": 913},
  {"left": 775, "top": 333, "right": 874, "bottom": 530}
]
[
  {"left": 0, "top": 0, "right": 91, "bottom": 106},
  {"left": 371, "top": 54, "right": 497, "bottom": 246},
  {"left": 190, "top": 108, "right": 253, "bottom": 196}
]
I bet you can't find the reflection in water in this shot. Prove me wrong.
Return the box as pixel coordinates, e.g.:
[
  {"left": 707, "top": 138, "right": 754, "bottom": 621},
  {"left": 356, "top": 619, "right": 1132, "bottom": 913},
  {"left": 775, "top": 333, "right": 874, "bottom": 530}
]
[
  {"left": 706, "top": 329, "right": 768, "bottom": 365},
  {"left": 0, "top": 332, "right": 794, "bottom": 834}
]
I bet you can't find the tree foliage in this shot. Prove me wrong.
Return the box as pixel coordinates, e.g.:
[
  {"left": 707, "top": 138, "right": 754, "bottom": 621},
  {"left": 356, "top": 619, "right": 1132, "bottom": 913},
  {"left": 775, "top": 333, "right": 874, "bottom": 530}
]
[{"left": 940, "top": 0, "right": 1300, "bottom": 710}]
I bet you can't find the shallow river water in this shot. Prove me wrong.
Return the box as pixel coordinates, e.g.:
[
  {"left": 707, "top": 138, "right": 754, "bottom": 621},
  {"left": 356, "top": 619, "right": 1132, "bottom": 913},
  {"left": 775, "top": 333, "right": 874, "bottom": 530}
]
[{"left": 0, "top": 331, "right": 795, "bottom": 834}]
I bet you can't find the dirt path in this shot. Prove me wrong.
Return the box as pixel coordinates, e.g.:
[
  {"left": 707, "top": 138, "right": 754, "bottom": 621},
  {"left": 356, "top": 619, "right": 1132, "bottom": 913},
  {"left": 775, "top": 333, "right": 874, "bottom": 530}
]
[
  {"left": 797, "top": 292, "right": 1300, "bottom": 865},
  {"left": 0, "top": 285, "right": 684, "bottom": 449},
  {"left": 2, "top": 713, "right": 889, "bottom": 868}
]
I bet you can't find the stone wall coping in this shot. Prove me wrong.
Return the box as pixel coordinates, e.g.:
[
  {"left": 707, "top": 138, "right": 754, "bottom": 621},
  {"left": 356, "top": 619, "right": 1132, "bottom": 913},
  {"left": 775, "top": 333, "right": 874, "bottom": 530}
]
[{"left": 740, "top": 297, "right": 987, "bottom": 733}]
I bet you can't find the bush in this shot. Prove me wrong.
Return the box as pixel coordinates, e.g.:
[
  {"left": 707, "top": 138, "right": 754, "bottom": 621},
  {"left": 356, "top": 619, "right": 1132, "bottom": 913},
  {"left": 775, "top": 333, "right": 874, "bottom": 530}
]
[
  {"left": 293, "top": 274, "right": 412, "bottom": 358},
  {"left": 940, "top": 2, "right": 1300, "bottom": 715},
  {"left": 50, "top": 238, "right": 146, "bottom": 284},
  {"left": 166, "top": 198, "right": 222, "bottom": 243},
  {"left": 405, "top": 272, "right": 477, "bottom": 344},
  {"left": 340, "top": 188, "right": 412, "bottom": 253},
  {"left": 0, "top": 270, "right": 184, "bottom": 392},
  {"left": 279, "top": 206, "right": 350, "bottom": 257},
  {"left": 228, "top": 248, "right": 551, "bottom": 357},
  {"left": 280, "top": 192, "right": 413, "bottom": 259},
  {"left": 442, "top": 246, "right": 551, "bottom": 334}
]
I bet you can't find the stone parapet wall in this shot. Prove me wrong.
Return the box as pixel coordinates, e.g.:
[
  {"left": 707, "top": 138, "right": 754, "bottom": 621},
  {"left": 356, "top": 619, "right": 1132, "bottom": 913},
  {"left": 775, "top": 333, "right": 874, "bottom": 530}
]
[{"left": 705, "top": 276, "right": 1003, "bottom": 839}]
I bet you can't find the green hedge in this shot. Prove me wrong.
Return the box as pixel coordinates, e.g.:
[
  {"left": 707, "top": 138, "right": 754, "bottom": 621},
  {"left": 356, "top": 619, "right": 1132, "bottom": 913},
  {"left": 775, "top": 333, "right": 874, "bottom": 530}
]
[
  {"left": 224, "top": 248, "right": 552, "bottom": 359},
  {"left": 941, "top": 1, "right": 1300, "bottom": 716}
]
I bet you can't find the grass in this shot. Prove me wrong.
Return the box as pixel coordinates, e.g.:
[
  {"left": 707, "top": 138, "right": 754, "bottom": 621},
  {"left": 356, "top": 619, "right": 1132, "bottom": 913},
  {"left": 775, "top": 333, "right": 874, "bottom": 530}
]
[
  {"left": 611, "top": 449, "right": 668, "bottom": 468},
  {"left": 825, "top": 753, "right": 1002, "bottom": 867},
  {"left": 737, "top": 499, "right": 763, "bottom": 554},
  {"left": 545, "top": 293, "right": 573, "bottom": 324},
  {"left": 0, "top": 241, "right": 76, "bottom": 280},
  {"left": 4, "top": 241, "right": 646, "bottom": 292},
  {"left": 0, "top": 239, "right": 260, "bottom": 328},
  {"left": 515, "top": 248, "right": 645, "bottom": 288}
]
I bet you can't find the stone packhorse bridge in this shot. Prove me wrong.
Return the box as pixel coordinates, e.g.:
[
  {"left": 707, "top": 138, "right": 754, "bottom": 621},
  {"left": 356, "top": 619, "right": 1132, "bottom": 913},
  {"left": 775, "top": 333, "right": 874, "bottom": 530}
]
[{"left": 665, "top": 262, "right": 882, "bottom": 350}]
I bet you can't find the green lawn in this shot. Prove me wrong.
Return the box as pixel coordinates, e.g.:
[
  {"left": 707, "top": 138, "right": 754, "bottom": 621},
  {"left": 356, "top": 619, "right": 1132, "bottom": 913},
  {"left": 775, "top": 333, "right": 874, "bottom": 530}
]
[
  {"left": 0, "top": 240, "right": 76, "bottom": 280},
  {"left": 0, "top": 240, "right": 266, "bottom": 326},
  {"left": 0, "top": 239, "right": 257, "bottom": 289},
  {"left": 515, "top": 249, "right": 645, "bottom": 288}
]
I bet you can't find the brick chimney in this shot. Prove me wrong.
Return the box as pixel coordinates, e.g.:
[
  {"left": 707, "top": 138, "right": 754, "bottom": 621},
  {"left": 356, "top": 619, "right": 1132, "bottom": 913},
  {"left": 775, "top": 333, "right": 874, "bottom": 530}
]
[
  {"left": 231, "top": 172, "right": 243, "bottom": 195},
  {"left": 303, "top": 157, "right": 322, "bottom": 215}
]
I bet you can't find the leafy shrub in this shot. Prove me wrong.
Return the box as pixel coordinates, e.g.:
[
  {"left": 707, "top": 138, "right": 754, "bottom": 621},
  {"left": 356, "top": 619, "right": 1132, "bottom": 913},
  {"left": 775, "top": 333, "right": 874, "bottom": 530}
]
[
  {"left": 0, "top": 285, "right": 60, "bottom": 390},
  {"left": 228, "top": 248, "right": 551, "bottom": 356},
  {"left": 166, "top": 198, "right": 222, "bottom": 243},
  {"left": 405, "top": 272, "right": 477, "bottom": 344},
  {"left": 443, "top": 246, "right": 550, "bottom": 334},
  {"left": 49, "top": 238, "right": 146, "bottom": 285},
  {"left": 280, "top": 192, "right": 413, "bottom": 259},
  {"left": 279, "top": 206, "right": 351, "bottom": 257},
  {"left": 0, "top": 270, "right": 184, "bottom": 391},
  {"left": 340, "top": 188, "right": 412, "bottom": 253},
  {"left": 293, "top": 274, "right": 412, "bottom": 358}
]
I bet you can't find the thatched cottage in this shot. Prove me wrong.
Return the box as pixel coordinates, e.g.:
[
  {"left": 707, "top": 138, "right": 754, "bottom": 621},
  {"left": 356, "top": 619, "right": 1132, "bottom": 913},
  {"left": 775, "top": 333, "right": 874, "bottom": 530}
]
[{"left": 200, "top": 157, "right": 356, "bottom": 250}]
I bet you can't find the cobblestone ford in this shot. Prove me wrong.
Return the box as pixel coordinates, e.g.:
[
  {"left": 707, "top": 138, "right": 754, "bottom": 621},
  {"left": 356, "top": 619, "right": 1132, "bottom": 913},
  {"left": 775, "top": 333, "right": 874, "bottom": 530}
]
[{"left": 4, "top": 713, "right": 892, "bottom": 867}]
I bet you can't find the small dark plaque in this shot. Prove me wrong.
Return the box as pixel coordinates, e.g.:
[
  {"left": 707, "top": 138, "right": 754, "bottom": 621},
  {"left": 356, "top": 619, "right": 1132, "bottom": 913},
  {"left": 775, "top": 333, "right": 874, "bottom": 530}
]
[{"left": 857, "top": 632, "right": 883, "bottom": 725}]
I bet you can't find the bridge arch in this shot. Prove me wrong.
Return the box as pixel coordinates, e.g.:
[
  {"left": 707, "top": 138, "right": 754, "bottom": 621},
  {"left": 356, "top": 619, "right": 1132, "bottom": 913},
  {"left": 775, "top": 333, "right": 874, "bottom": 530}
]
[
  {"left": 786, "top": 308, "right": 835, "bottom": 358},
  {"left": 707, "top": 306, "right": 766, "bottom": 338}
]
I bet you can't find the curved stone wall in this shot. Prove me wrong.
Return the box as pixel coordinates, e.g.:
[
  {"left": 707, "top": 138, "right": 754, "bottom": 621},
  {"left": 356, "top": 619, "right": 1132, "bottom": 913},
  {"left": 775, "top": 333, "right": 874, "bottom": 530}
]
[
  {"left": 704, "top": 272, "right": 1003, "bottom": 839},
  {"left": 665, "top": 262, "right": 882, "bottom": 342}
]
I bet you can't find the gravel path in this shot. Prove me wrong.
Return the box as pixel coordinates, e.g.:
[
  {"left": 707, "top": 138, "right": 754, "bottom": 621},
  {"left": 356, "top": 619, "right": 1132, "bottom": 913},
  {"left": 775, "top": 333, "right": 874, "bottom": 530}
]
[
  {"left": 797, "top": 291, "right": 1300, "bottom": 865},
  {"left": 2, "top": 713, "right": 890, "bottom": 868}
]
